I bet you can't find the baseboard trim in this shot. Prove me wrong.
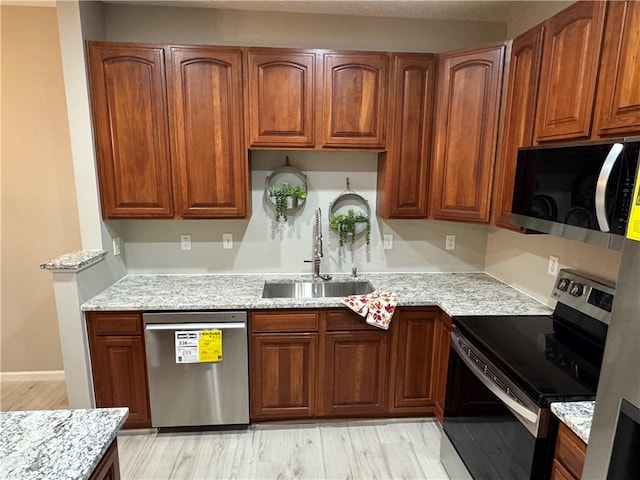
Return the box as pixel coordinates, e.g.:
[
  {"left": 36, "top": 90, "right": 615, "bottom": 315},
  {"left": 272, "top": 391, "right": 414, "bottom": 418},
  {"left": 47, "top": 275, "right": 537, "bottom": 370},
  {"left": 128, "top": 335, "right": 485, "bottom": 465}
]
[{"left": 0, "top": 370, "right": 66, "bottom": 382}]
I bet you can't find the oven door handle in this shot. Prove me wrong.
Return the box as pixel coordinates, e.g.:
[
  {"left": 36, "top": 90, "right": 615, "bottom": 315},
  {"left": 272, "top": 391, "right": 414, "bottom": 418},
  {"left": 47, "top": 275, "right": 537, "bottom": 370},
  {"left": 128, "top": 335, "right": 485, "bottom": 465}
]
[
  {"left": 595, "top": 142, "right": 623, "bottom": 232},
  {"left": 451, "top": 336, "right": 539, "bottom": 424}
]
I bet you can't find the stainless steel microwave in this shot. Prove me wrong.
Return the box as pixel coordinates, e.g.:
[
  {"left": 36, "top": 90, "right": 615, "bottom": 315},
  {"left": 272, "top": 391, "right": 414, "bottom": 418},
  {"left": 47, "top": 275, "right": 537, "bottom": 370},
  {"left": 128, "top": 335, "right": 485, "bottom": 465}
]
[{"left": 511, "top": 137, "right": 640, "bottom": 250}]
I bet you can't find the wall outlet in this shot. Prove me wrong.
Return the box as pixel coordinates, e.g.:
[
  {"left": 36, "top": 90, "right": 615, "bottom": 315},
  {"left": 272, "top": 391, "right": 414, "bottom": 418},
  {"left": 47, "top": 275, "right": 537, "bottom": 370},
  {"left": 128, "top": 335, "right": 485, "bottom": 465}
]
[
  {"left": 180, "top": 234, "right": 191, "bottom": 251},
  {"left": 112, "top": 236, "right": 121, "bottom": 256},
  {"left": 548, "top": 255, "right": 559, "bottom": 276},
  {"left": 223, "top": 233, "right": 233, "bottom": 249},
  {"left": 445, "top": 234, "right": 456, "bottom": 250},
  {"left": 383, "top": 234, "right": 393, "bottom": 250}
]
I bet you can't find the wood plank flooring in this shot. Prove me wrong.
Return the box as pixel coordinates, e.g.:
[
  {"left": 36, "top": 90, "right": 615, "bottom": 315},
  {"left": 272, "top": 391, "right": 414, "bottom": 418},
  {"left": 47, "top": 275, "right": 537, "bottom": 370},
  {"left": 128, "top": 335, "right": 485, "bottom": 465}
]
[
  {"left": 118, "top": 419, "right": 451, "bottom": 479},
  {"left": 0, "top": 380, "right": 68, "bottom": 411},
  {"left": 1, "top": 381, "right": 451, "bottom": 479}
]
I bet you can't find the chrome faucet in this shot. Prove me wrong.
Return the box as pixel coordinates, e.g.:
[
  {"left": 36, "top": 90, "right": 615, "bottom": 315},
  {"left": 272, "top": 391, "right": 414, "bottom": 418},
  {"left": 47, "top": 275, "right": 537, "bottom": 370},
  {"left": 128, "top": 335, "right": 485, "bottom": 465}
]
[{"left": 304, "top": 208, "right": 332, "bottom": 280}]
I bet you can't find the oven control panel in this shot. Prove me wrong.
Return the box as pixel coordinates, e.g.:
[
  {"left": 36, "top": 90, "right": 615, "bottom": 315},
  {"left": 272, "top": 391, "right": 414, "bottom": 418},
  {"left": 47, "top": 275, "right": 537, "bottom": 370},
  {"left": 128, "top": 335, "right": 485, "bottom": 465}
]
[{"left": 551, "top": 269, "right": 616, "bottom": 323}]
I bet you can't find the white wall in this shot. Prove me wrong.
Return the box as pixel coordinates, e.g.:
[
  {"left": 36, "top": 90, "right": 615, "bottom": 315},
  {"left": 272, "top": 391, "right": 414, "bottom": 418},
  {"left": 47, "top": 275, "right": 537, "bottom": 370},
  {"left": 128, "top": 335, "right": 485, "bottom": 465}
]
[
  {"left": 506, "top": 1, "right": 573, "bottom": 37},
  {"left": 103, "top": 4, "right": 507, "bottom": 52},
  {"left": 485, "top": 228, "right": 621, "bottom": 305},
  {"left": 121, "top": 152, "right": 489, "bottom": 274}
]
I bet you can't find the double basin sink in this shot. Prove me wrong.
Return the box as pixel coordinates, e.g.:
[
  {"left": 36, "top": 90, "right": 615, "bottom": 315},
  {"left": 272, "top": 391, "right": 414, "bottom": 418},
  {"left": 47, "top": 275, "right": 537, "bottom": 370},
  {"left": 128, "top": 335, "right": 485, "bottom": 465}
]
[{"left": 262, "top": 279, "right": 374, "bottom": 299}]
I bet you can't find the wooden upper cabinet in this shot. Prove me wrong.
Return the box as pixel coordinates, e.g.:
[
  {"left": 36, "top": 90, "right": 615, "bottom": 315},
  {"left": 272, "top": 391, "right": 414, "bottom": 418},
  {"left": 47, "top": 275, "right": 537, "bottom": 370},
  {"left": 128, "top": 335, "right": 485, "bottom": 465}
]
[
  {"left": 593, "top": 0, "right": 640, "bottom": 138},
  {"left": 247, "top": 49, "right": 316, "bottom": 147},
  {"left": 168, "top": 46, "right": 247, "bottom": 218},
  {"left": 322, "top": 53, "right": 389, "bottom": 148},
  {"left": 430, "top": 44, "right": 506, "bottom": 223},
  {"left": 87, "top": 43, "right": 173, "bottom": 219},
  {"left": 377, "top": 54, "right": 435, "bottom": 218},
  {"left": 492, "top": 26, "right": 544, "bottom": 231},
  {"left": 534, "top": 1, "right": 606, "bottom": 142}
]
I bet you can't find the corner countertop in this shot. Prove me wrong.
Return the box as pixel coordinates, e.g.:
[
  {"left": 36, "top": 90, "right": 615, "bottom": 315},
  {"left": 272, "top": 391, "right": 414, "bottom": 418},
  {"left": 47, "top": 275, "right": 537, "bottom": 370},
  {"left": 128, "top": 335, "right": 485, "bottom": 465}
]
[
  {"left": 550, "top": 401, "right": 595, "bottom": 444},
  {"left": 81, "top": 272, "right": 552, "bottom": 317},
  {"left": 0, "top": 407, "right": 128, "bottom": 480}
]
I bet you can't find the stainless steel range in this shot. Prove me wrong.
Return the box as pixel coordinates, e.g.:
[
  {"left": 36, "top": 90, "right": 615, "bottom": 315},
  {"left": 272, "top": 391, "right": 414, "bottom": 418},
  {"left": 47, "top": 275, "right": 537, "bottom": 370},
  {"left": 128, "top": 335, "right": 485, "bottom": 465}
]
[{"left": 440, "top": 269, "right": 615, "bottom": 480}]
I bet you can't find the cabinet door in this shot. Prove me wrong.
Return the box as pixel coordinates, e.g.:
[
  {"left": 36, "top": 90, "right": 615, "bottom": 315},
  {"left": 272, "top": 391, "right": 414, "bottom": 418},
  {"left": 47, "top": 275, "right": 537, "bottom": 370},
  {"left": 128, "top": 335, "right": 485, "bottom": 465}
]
[
  {"left": 324, "top": 331, "right": 389, "bottom": 415},
  {"left": 430, "top": 44, "right": 506, "bottom": 223},
  {"left": 534, "top": 1, "right": 606, "bottom": 142},
  {"left": 434, "top": 313, "right": 452, "bottom": 422},
  {"left": 322, "top": 53, "right": 388, "bottom": 148},
  {"left": 86, "top": 313, "right": 150, "bottom": 429},
  {"left": 553, "top": 422, "right": 587, "bottom": 480},
  {"left": 378, "top": 54, "right": 435, "bottom": 218},
  {"left": 492, "top": 26, "right": 544, "bottom": 231},
  {"left": 168, "top": 46, "right": 247, "bottom": 218},
  {"left": 250, "top": 334, "right": 318, "bottom": 419},
  {"left": 247, "top": 49, "right": 315, "bottom": 147},
  {"left": 87, "top": 43, "right": 173, "bottom": 219},
  {"left": 593, "top": 1, "right": 640, "bottom": 137},
  {"left": 389, "top": 308, "right": 438, "bottom": 413}
]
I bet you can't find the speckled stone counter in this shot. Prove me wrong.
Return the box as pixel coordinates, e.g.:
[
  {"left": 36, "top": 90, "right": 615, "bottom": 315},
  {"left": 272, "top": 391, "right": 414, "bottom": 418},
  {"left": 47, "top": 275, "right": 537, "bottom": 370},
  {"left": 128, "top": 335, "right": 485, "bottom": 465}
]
[
  {"left": 82, "top": 272, "right": 551, "bottom": 317},
  {"left": 551, "top": 401, "right": 595, "bottom": 444},
  {"left": 40, "top": 249, "right": 107, "bottom": 272},
  {"left": 0, "top": 407, "right": 128, "bottom": 480}
]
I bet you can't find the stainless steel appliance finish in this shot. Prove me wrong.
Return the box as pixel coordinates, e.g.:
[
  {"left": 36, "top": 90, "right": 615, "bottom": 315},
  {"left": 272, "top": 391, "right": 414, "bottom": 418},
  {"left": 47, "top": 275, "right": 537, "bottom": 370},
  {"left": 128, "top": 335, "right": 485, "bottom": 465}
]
[
  {"left": 511, "top": 137, "right": 640, "bottom": 250},
  {"left": 441, "top": 269, "right": 615, "bottom": 480},
  {"left": 584, "top": 237, "right": 640, "bottom": 478},
  {"left": 262, "top": 280, "right": 374, "bottom": 299},
  {"left": 450, "top": 327, "right": 549, "bottom": 437},
  {"left": 143, "top": 311, "right": 249, "bottom": 428}
]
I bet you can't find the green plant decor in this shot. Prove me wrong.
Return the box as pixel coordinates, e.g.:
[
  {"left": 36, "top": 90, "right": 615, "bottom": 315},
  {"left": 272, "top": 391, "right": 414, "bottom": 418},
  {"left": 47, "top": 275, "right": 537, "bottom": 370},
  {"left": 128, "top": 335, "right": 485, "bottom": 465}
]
[
  {"left": 330, "top": 209, "right": 371, "bottom": 246},
  {"left": 267, "top": 183, "right": 307, "bottom": 221}
]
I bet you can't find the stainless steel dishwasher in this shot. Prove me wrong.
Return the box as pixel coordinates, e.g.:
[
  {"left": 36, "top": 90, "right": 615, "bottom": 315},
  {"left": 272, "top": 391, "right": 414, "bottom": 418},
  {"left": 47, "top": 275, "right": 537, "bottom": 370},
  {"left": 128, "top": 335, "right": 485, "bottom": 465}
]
[{"left": 143, "top": 311, "right": 249, "bottom": 428}]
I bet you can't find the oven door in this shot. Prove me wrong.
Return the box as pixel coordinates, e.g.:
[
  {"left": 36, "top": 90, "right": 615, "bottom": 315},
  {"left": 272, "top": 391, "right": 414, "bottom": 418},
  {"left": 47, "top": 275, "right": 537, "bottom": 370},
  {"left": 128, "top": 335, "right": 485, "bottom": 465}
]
[{"left": 441, "top": 327, "right": 555, "bottom": 480}]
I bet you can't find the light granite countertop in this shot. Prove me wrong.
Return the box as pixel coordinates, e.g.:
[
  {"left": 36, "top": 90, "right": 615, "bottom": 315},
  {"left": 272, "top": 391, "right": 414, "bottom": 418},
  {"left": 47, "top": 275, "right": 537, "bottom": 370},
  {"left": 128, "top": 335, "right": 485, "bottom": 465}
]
[
  {"left": 551, "top": 401, "right": 595, "bottom": 444},
  {"left": 40, "top": 249, "right": 107, "bottom": 272},
  {"left": 0, "top": 407, "right": 128, "bottom": 480},
  {"left": 82, "top": 272, "right": 552, "bottom": 317}
]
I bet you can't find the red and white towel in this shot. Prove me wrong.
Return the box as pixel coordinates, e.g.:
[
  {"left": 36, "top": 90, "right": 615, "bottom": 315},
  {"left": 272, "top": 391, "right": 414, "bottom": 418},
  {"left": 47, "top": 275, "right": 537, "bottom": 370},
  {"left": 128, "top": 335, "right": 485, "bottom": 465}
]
[{"left": 341, "top": 290, "right": 399, "bottom": 330}]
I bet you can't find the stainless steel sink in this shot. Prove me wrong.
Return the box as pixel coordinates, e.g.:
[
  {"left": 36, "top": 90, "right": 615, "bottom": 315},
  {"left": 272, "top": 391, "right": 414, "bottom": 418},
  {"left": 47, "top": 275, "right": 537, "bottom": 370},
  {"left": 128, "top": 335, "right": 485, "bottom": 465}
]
[{"left": 262, "top": 280, "right": 374, "bottom": 299}]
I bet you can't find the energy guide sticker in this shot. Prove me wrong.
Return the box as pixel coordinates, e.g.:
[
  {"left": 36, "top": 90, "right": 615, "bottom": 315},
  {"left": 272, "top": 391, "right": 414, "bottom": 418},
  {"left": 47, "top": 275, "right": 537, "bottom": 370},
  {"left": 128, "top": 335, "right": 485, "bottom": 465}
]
[
  {"left": 627, "top": 166, "right": 640, "bottom": 242},
  {"left": 175, "top": 330, "right": 223, "bottom": 363}
]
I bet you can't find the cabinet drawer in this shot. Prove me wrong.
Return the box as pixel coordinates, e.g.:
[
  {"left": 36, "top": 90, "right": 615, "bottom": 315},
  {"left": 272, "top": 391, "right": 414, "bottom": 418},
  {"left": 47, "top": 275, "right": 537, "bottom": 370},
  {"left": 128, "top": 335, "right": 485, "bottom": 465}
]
[
  {"left": 554, "top": 423, "right": 587, "bottom": 479},
  {"left": 251, "top": 310, "right": 319, "bottom": 333},
  {"left": 326, "top": 309, "right": 379, "bottom": 331},
  {"left": 86, "top": 312, "right": 143, "bottom": 336}
]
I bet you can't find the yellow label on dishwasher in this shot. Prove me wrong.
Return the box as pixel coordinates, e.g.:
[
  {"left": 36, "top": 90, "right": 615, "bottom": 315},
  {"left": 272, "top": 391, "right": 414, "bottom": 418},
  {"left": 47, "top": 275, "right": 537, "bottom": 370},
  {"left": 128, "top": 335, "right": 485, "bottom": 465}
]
[
  {"left": 198, "top": 330, "right": 223, "bottom": 362},
  {"left": 627, "top": 165, "right": 640, "bottom": 242}
]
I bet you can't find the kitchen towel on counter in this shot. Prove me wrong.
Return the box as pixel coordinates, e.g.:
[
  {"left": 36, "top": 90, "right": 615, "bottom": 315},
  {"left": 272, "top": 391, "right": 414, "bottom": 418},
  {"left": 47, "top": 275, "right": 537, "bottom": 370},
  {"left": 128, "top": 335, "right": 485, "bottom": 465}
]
[{"left": 341, "top": 290, "right": 399, "bottom": 330}]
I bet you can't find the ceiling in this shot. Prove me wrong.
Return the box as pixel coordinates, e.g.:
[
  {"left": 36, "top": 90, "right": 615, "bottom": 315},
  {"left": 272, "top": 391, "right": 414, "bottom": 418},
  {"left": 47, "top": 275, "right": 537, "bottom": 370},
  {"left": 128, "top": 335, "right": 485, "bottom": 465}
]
[{"left": 103, "top": 0, "right": 545, "bottom": 23}]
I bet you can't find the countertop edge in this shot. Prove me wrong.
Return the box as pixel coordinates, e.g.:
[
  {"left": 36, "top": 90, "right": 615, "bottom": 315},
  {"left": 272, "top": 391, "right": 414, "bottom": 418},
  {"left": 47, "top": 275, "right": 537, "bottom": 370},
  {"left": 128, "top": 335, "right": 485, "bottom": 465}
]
[{"left": 550, "top": 401, "right": 594, "bottom": 444}]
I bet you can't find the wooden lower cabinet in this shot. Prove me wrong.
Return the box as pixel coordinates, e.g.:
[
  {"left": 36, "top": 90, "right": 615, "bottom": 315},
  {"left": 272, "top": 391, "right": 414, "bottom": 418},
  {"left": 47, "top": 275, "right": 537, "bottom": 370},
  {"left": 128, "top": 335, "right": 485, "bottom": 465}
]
[
  {"left": 249, "top": 307, "right": 446, "bottom": 421},
  {"left": 250, "top": 333, "right": 318, "bottom": 419},
  {"left": 249, "top": 310, "right": 319, "bottom": 420},
  {"left": 388, "top": 308, "right": 438, "bottom": 413},
  {"left": 86, "top": 312, "right": 151, "bottom": 429},
  {"left": 551, "top": 423, "right": 587, "bottom": 480},
  {"left": 434, "top": 313, "right": 452, "bottom": 422},
  {"left": 324, "top": 330, "right": 389, "bottom": 416},
  {"left": 89, "top": 439, "right": 121, "bottom": 480}
]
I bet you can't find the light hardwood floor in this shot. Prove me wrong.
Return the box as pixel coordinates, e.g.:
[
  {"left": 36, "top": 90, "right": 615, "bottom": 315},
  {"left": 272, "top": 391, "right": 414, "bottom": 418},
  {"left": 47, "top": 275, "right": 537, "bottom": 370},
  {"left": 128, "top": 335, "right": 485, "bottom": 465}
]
[{"left": 1, "top": 381, "right": 451, "bottom": 479}]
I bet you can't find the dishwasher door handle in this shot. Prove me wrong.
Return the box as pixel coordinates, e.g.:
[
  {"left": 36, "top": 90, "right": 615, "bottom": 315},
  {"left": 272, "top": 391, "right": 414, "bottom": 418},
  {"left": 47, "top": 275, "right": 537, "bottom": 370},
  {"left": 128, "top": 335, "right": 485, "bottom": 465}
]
[{"left": 145, "top": 322, "right": 246, "bottom": 331}]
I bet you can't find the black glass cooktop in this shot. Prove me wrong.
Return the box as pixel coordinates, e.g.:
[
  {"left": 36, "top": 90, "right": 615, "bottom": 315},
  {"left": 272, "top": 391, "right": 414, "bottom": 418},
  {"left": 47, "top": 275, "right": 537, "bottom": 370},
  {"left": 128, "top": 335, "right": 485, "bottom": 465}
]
[{"left": 453, "top": 315, "right": 603, "bottom": 407}]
